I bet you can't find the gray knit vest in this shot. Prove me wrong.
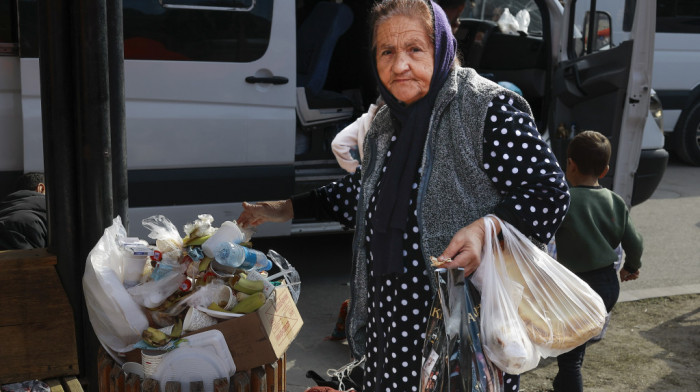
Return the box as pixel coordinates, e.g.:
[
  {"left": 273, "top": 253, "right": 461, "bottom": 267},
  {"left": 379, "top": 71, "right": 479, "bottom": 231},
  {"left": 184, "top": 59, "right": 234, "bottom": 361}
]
[{"left": 346, "top": 67, "right": 533, "bottom": 360}]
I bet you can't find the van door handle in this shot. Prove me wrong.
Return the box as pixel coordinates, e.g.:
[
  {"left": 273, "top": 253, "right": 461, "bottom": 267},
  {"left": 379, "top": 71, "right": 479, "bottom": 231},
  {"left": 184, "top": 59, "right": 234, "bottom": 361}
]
[
  {"left": 564, "top": 65, "right": 587, "bottom": 96},
  {"left": 245, "top": 76, "right": 289, "bottom": 85}
]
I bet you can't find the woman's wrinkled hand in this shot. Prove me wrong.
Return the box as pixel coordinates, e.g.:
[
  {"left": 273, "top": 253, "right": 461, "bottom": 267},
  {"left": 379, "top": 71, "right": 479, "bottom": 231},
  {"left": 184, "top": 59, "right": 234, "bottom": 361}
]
[
  {"left": 437, "top": 217, "right": 500, "bottom": 277},
  {"left": 237, "top": 200, "right": 293, "bottom": 228}
]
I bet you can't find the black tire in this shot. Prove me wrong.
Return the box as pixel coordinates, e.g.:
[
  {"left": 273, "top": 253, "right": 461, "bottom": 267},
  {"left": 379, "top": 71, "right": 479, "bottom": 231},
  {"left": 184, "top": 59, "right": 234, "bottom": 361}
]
[{"left": 673, "top": 101, "right": 700, "bottom": 166}]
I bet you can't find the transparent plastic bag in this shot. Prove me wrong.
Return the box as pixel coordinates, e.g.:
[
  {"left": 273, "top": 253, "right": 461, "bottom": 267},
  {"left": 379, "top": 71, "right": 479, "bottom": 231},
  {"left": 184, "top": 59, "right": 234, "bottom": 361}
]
[
  {"left": 127, "top": 263, "right": 186, "bottom": 309},
  {"left": 266, "top": 249, "right": 301, "bottom": 303},
  {"left": 82, "top": 216, "right": 149, "bottom": 354},
  {"left": 142, "top": 215, "right": 184, "bottom": 262},
  {"left": 471, "top": 224, "right": 539, "bottom": 374},
  {"left": 472, "top": 215, "right": 607, "bottom": 374}
]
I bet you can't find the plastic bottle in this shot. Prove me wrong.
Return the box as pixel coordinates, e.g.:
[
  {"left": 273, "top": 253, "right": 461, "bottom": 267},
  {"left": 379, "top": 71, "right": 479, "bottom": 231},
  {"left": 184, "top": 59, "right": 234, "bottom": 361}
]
[
  {"left": 215, "top": 242, "right": 272, "bottom": 271},
  {"left": 202, "top": 221, "right": 246, "bottom": 258}
]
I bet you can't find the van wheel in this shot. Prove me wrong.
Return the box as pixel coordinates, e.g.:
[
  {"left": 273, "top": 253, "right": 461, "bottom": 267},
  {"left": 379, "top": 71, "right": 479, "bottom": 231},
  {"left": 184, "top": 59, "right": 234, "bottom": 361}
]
[{"left": 673, "top": 101, "right": 700, "bottom": 166}]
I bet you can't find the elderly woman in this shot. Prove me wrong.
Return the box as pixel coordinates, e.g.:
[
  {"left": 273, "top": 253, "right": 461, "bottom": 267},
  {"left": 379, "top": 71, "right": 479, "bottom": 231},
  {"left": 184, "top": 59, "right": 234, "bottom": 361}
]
[{"left": 238, "top": 0, "right": 569, "bottom": 390}]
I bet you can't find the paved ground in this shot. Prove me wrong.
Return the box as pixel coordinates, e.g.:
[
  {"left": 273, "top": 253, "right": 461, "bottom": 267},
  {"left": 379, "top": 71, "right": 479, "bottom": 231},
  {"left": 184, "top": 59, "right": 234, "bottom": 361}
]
[
  {"left": 622, "top": 159, "right": 700, "bottom": 301},
  {"left": 252, "top": 158, "right": 700, "bottom": 392}
]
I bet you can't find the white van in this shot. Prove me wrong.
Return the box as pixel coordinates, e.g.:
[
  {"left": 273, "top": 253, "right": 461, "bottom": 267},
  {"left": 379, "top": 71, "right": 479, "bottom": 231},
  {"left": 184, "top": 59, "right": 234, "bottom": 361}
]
[
  {"left": 604, "top": 0, "right": 700, "bottom": 165},
  {"left": 0, "top": 0, "right": 667, "bottom": 238},
  {"left": 646, "top": 1, "right": 699, "bottom": 165}
]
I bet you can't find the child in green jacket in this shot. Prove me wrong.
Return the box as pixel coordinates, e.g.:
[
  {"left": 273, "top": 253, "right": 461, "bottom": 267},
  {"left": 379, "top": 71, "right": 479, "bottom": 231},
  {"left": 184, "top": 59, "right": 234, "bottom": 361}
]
[{"left": 553, "top": 130, "right": 643, "bottom": 392}]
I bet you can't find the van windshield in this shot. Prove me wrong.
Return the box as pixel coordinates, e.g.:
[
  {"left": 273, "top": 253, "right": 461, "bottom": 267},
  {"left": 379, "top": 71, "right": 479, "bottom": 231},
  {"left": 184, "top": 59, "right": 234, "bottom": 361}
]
[{"left": 461, "top": 0, "right": 545, "bottom": 36}]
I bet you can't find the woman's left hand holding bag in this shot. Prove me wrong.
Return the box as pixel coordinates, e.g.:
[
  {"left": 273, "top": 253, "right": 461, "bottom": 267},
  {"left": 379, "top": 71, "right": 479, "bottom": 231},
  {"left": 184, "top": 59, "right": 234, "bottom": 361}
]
[{"left": 437, "top": 217, "right": 501, "bottom": 276}]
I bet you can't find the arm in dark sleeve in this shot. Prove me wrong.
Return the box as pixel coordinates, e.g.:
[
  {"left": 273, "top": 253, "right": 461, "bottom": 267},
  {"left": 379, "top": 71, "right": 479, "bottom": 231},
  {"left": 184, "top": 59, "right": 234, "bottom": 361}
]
[
  {"left": 0, "top": 219, "right": 46, "bottom": 250},
  {"left": 291, "top": 170, "right": 361, "bottom": 228},
  {"left": 290, "top": 189, "right": 334, "bottom": 220},
  {"left": 482, "top": 94, "right": 570, "bottom": 243}
]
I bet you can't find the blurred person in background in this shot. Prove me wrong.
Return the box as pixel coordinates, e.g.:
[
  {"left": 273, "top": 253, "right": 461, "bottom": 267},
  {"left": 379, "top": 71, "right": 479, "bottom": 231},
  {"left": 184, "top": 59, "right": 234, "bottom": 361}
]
[{"left": 0, "top": 172, "right": 48, "bottom": 250}]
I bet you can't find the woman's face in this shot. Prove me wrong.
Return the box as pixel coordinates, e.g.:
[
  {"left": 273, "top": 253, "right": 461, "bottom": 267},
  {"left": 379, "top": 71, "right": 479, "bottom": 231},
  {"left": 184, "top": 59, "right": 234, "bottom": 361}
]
[{"left": 375, "top": 15, "right": 434, "bottom": 105}]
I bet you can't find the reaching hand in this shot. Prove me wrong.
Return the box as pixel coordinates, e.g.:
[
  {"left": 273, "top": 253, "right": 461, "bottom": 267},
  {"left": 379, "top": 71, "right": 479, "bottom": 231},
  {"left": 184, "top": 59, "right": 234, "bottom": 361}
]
[{"left": 237, "top": 200, "right": 293, "bottom": 228}]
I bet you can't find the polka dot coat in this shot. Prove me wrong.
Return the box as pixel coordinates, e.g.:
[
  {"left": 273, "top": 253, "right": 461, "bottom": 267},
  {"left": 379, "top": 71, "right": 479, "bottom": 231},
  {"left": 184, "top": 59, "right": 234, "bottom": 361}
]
[{"left": 317, "top": 94, "right": 568, "bottom": 391}]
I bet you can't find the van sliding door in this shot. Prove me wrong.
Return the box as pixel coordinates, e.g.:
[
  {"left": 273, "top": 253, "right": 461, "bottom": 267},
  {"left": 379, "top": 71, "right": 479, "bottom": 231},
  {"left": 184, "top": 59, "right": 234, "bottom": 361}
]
[
  {"left": 17, "top": 0, "right": 298, "bottom": 237},
  {"left": 122, "top": 0, "right": 297, "bottom": 238}
]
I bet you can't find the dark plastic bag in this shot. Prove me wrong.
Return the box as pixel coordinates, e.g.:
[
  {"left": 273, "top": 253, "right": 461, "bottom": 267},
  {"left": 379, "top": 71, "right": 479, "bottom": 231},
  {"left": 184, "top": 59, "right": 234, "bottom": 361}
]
[{"left": 420, "top": 268, "right": 503, "bottom": 392}]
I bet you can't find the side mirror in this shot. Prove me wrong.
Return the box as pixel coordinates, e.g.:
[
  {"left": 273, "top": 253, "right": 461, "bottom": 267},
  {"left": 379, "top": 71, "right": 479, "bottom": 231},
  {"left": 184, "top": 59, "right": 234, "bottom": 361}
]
[{"left": 583, "top": 10, "right": 612, "bottom": 54}]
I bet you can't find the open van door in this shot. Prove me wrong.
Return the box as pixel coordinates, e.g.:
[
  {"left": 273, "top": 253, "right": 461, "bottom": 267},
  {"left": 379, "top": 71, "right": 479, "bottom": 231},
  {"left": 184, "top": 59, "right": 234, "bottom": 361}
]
[{"left": 549, "top": 0, "right": 657, "bottom": 206}]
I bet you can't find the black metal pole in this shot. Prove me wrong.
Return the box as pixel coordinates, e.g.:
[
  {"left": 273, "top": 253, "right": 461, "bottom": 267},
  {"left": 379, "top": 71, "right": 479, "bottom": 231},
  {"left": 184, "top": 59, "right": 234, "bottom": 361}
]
[
  {"left": 107, "top": 0, "right": 129, "bottom": 229},
  {"left": 37, "top": 0, "right": 126, "bottom": 388},
  {"left": 76, "top": 0, "right": 114, "bottom": 388},
  {"left": 36, "top": 0, "right": 85, "bottom": 381}
]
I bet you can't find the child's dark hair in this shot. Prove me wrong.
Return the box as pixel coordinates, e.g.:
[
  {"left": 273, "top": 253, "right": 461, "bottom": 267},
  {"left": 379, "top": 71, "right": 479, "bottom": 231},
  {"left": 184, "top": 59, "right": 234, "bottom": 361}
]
[
  {"left": 15, "top": 172, "right": 45, "bottom": 192},
  {"left": 567, "top": 130, "right": 611, "bottom": 177}
]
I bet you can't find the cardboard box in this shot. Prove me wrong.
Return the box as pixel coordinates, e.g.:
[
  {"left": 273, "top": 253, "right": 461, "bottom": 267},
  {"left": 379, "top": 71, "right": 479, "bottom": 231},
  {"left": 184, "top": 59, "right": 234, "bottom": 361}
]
[{"left": 191, "top": 284, "right": 303, "bottom": 371}]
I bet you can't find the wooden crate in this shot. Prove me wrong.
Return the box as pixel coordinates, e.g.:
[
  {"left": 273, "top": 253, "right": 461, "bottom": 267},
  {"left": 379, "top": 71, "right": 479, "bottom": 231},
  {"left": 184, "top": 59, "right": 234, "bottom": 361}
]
[
  {"left": 98, "top": 347, "right": 287, "bottom": 392},
  {"left": 0, "top": 249, "right": 80, "bottom": 384},
  {"left": 45, "top": 376, "right": 85, "bottom": 392}
]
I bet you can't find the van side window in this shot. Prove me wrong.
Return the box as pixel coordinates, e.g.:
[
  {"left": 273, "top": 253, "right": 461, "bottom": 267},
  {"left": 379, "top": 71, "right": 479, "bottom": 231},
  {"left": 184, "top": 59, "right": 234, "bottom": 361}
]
[
  {"left": 0, "top": 0, "right": 18, "bottom": 53},
  {"left": 463, "top": 0, "right": 544, "bottom": 36},
  {"left": 657, "top": 0, "right": 700, "bottom": 33},
  {"left": 16, "top": 0, "right": 273, "bottom": 61},
  {"left": 123, "top": 0, "right": 272, "bottom": 62}
]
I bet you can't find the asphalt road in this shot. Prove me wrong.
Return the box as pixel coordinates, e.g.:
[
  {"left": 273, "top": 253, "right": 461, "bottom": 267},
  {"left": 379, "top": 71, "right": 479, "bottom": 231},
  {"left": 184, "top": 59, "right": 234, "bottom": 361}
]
[
  {"left": 623, "top": 157, "right": 700, "bottom": 300},
  {"left": 252, "top": 156, "right": 700, "bottom": 391}
]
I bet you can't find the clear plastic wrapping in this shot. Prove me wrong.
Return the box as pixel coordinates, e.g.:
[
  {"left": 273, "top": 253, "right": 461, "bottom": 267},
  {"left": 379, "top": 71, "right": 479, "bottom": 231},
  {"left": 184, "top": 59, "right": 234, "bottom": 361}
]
[{"left": 472, "top": 215, "right": 607, "bottom": 374}]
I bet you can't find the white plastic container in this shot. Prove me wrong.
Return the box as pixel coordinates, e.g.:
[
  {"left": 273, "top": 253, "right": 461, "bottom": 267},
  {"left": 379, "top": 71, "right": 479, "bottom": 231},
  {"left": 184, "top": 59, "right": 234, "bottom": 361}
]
[
  {"left": 122, "top": 252, "right": 148, "bottom": 288},
  {"left": 201, "top": 221, "right": 245, "bottom": 258}
]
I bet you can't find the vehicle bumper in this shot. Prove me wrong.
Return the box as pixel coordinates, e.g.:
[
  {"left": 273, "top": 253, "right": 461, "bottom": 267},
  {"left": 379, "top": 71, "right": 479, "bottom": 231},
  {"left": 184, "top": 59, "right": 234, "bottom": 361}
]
[{"left": 632, "top": 148, "right": 669, "bottom": 206}]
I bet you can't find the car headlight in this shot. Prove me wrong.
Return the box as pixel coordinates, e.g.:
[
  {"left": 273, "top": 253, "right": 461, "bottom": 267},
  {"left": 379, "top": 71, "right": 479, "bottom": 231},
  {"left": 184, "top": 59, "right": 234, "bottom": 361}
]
[{"left": 649, "top": 89, "right": 663, "bottom": 132}]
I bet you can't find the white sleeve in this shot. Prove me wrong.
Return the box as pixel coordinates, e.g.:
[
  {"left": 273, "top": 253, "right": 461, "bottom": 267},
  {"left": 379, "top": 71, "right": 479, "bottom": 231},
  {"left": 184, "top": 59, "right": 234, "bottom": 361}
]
[{"left": 331, "top": 104, "right": 378, "bottom": 173}]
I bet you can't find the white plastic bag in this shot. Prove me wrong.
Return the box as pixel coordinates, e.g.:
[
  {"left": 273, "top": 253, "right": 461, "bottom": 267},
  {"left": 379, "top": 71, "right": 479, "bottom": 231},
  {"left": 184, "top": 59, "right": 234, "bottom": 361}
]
[
  {"left": 83, "top": 216, "right": 149, "bottom": 354},
  {"left": 497, "top": 8, "right": 519, "bottom": 34},
  {"left": 471, "top": 218, "right": 539, "bottom": 374},
  {"left": 514, "top": 9, "right": 530, "bottom": 34},
  {"left": 472, "top": 215, "right": 607, "bottom": 374},
  {"left": 497, "top": 8, "right": 531, "bottom": 35},
  {"left": 183, "top": 214, "right": 217, "bottom": 241}
]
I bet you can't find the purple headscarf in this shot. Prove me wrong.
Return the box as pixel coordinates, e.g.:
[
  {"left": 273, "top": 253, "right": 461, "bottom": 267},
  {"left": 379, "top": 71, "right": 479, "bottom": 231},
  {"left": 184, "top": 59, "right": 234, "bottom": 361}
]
[{"left": 371, "top": 0, "right": 457, "bottom": 276}]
